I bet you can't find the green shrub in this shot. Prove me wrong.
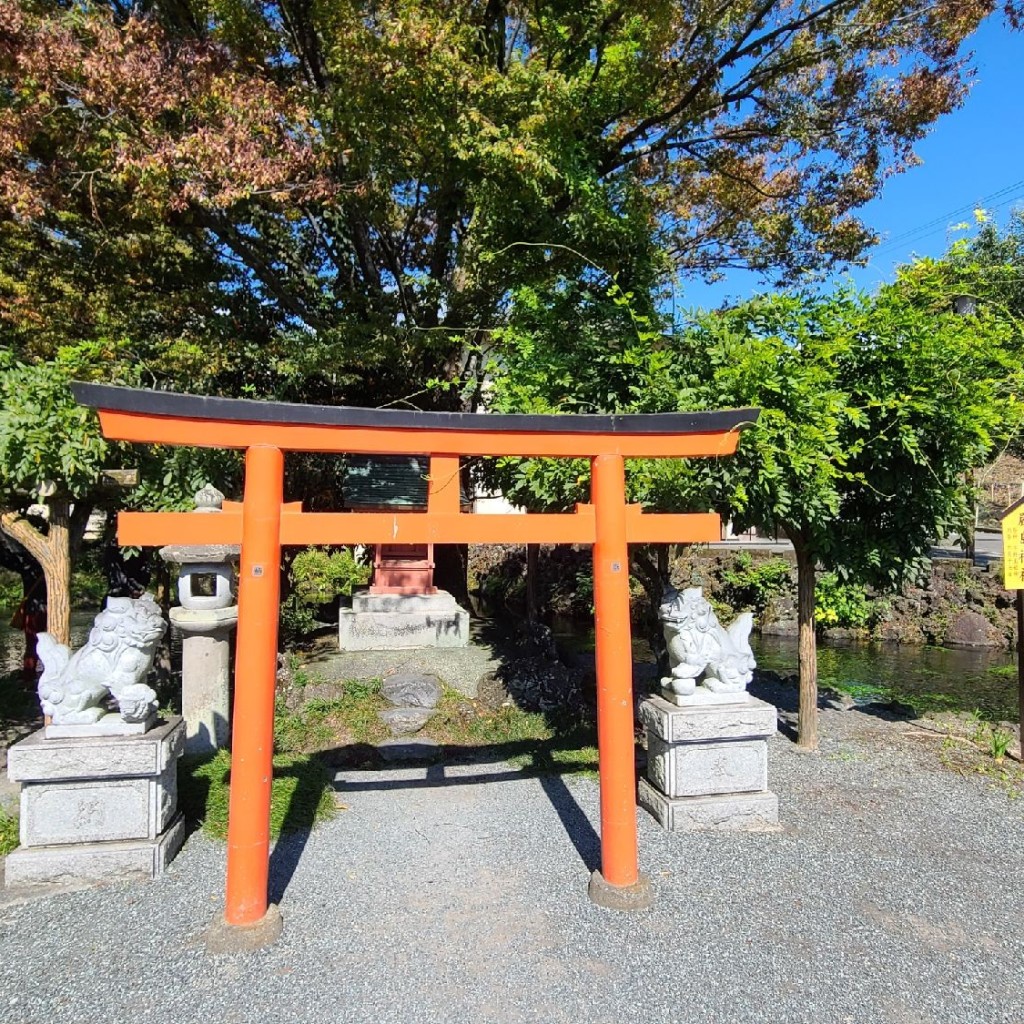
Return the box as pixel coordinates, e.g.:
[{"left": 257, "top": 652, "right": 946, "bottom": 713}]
[
  {"left": 721, "top": 554, "right": 793, "bottom": 615},
  {"left": 281, "top": 546, "right": 370, "bottom": 638},
  {"left": 0, "top": 570, "right": 21, "bottom": 611},
  {"left": 290, "top": 546, "right": 369, "bottom": 606},
  {"left": 816, "top": 572, "right": 872, "bottom": 629}
]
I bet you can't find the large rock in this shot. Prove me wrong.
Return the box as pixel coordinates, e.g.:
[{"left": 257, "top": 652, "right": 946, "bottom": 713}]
[
  {"left": 381, "top": 673, "right": 443, "bottom": 709},
  {"left": 945, "top": 609, "right": 999, "bottom": 647},
  {"left": 379, "top": 707, "right": 433, "bottom": 736}
]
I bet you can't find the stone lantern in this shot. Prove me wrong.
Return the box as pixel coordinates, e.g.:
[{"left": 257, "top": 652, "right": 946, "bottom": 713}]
[{"left": 161, "top": 484, "right": 239, "bottom": 757}]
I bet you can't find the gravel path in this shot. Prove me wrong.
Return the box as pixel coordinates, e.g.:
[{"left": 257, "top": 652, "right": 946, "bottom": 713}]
[{"left": 1, "top": 703, "right": 1023, "bottom": 1024}]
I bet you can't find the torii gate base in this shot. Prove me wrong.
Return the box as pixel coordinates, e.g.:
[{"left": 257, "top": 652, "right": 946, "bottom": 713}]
[{"left": 73, "top": 384, "right": 755, "bottom": 949}]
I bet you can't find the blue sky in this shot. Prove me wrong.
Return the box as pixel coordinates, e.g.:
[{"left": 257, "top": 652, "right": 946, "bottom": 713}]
[{"left": 678, "top": 17, "right": 1023, "bottom": 312}]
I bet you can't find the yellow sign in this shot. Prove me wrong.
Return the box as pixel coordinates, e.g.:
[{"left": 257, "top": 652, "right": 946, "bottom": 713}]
[{"left": 1001, "top": 498, "right": 1024, "bottom": 590}]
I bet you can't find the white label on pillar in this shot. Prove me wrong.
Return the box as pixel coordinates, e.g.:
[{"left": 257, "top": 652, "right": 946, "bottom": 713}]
[
  {"left": 611, "top": 561, "right": 622, "bottom": 572},
  {"left": 252, "top": 565, "right": 264, "bottom": 577}
]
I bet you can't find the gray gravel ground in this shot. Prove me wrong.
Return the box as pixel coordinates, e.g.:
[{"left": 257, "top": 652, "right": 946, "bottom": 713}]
[{"left": 1, "top": 702, "right": 1023, "bottom": 1024}]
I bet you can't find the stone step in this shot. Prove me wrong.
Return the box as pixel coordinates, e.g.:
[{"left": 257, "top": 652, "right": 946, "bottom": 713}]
[{"left": 638, "top": 780, "right": 779, "bottom": 832}]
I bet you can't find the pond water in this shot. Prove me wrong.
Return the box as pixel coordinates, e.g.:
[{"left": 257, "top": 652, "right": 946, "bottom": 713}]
[
  {"left": 750, "top": 634, "right": 1019, "bottom": 721},
  {"left": 550, "top": 615, "right": 1020, "bottom": 721}
]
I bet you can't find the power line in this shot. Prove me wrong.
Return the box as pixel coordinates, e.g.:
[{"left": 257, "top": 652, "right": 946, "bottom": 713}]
[{"left": 870, "top": 178, "right": 1024, "bottom": 259}]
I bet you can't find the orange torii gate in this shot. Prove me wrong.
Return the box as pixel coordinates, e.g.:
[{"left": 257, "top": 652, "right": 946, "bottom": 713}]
[{"left": 73, "top": 383, "right": 756, "bottom": 942}]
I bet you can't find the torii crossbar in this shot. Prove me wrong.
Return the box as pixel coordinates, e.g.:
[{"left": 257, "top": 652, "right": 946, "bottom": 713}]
[{"left": 73, "top": 383, "right": 757, "bottom": 935}]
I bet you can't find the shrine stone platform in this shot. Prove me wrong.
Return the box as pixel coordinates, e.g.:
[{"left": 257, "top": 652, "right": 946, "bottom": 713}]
[
  {"left": 4, "top": 716, "right": 186, "bottom": 887},
  {"left": 338, "top": 589, "right": 470, "bottom": 651},
  {"left": 638, "top": 694, "right": 779, "bottom": 831}
]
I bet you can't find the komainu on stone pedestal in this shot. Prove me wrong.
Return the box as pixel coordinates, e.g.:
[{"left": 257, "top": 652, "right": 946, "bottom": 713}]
[
  {"left": 659, "top": 586, "right": 755, "bottom": 703},
  {"left": 37, "top": 595, "right": 166, "bottom": 728}
]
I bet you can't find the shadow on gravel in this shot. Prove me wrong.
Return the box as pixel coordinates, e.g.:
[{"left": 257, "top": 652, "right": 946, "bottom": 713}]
[
  {"left": 326, "top": 742, "right": 602, "bottom": 879},
  {"left": 268, "top": 758, "right": 338, "bottom": 904}
]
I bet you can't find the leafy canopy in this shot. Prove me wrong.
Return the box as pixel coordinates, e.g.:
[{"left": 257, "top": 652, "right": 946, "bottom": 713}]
[
  {"left": 1, "top": 0, "right": 1015, "bottom": 410},
  {"left": 487, "top": 264, "right": 1024, "bottom": 590}
]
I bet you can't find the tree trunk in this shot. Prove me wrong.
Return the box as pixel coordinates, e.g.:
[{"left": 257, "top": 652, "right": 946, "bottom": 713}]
[
  {"left": 1, "top": 495, "right": 73, "bottom": 646},
  {"left": 964, "top": 469, "right": 977, "bottom": 564},
  {"left": 657, "top": 544, "right": 669, "bottom": 581},
  {"left": 525, "top": 543, "right": 539, "bottom": 623},
  {"left": 43, "top": 497, "right": 71, "bottom": 646},
  {"left": 793, "top": 537, "right": 818, "bottom": 751}
]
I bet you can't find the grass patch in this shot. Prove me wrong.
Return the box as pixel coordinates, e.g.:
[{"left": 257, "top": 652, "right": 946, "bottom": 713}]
[
  {"left": 0, "top": 808, "right": 18, "bottom": 855},
  {"left": 276, "top": 669, "right": 601, "bottom": 776},
  {"left": 424, "top": 691, "right": 600, "bottom": 776},
  {"left": 179, "top": 749, "right": 336, "bottom": 841},
  {"left": 987, "top": 664, "right": 1018, "bottom": 678},
  {"left": 275, "top": 677, "right": 389, "bottom": 754}
]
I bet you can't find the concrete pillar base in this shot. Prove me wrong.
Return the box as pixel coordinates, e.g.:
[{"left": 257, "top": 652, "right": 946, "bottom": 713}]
[
  {"left": 587, "top": 869, "right": 653, "bottom": 911},
  {"left": 205, "top": 903, "right": 284, "bottom": 954}
]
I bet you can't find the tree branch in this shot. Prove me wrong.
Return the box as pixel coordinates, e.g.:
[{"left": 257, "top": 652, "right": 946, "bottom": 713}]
[{"left": 0, "top": 512, "right": 51, "bottom": 567}]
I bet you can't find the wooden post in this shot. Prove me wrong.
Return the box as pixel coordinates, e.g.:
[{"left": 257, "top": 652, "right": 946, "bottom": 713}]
[
  {"left": 1017, "top": 590, "right": 1023, "bottom": 754},
  {"left": 224, "top": 445, "right": 284, "bottom": 929},
  {"left": 588, "top": 454, "right": 649, "bottom": 907}
]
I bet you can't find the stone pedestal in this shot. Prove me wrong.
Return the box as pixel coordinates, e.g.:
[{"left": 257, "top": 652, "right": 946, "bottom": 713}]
[
  {"left": 338, "top": 589, "right": 470, "bottom": 650},
  {"left": 170, "top": 606, "right": 237, "bottom": 757},
  {"left": 4, "top": 717, "right": 186, "bottom": 887},
  {"left": 638, "top": 694, "right": 779, "bottom": 831}
]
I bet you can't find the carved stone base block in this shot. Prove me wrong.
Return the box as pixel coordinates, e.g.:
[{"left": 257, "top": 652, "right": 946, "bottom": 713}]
[
  {"left": 639, "top": 695, "right": 779, "bottom": 831},
  {"left": 5, "top": 717, "right": 186, "bottom": 888},
  {"left": 4, "top": 816, "right": 186, "bottom": 887},
  {"left": 638, "top": 780, "right": 779, "bottom": 832},
  {"left": 339, "top": 590, "right": 469, "bottom": 650}
]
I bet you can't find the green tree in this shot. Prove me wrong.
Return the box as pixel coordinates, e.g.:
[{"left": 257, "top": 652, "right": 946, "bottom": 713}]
[
  {"left": 0, "top": 344, "right": 241, "bottom": 644},
  {"left": 2, "top": 1, "right": 1019, "bottom": 638},
  {"left": 0, "top": 349, "right": 110, "bottom": 644},
  {"left": 1, "top": 0, "right": 1015, "bottom": 413},
  {"left": 487, "top": 271, "right": 1023, "bottom": 749}
]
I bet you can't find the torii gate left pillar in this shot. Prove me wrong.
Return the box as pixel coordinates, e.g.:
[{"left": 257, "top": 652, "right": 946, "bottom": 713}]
[{"left": 73, "top": 383, "right": 756, "bottom": 948}]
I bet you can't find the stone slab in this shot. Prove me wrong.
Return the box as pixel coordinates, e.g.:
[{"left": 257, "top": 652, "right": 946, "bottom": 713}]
[
  {"left": 640, "top": 695, "right": 777, "bottom": 744},
  {"left": 376, "top": 738, "right": 441, "bottom": 762},
  {"left": 381, "top": 673, "right": 443, "bottom": 709},
  {"left": 660, "top": 687, "right": 749, "bottom": 707},
  {"left": 647, "top": 736, "right": 768, "bottom": 798},
  {"left": 19, "top": 763, "right": 177, "bottom": 847},
  {"left": 4, "top": 814, "right": 185, "bottom": 888},
  {"left": 7, "top": 718, "right": 185, "bottom": 783},
  {"left": 45, "top": 712, "right": 156, "bottom": 739},
  {"left": 379, "top": 707, "right": 434, "bottom": 736},
  {"left": 351, "top": 590, "right": 459, "bottom": 614},
  {"left": 338, "top": 608, "right": 470, "bottom": 650},
  {"left": 638, "top": 778, "right": 779, "bottom": 831}
]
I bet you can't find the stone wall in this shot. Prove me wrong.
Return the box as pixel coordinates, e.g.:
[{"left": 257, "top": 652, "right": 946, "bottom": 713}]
[{"left": 468, "top": 544, "right": 1018, "bottom": 650}]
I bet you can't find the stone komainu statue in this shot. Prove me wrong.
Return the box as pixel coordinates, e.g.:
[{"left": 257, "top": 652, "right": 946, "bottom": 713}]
[
  {"left": 659, "top": 586, "right": 755, "bottom": 698},
  {"left": 37, "top": 595, "right": 167, "bottom": 725}
]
